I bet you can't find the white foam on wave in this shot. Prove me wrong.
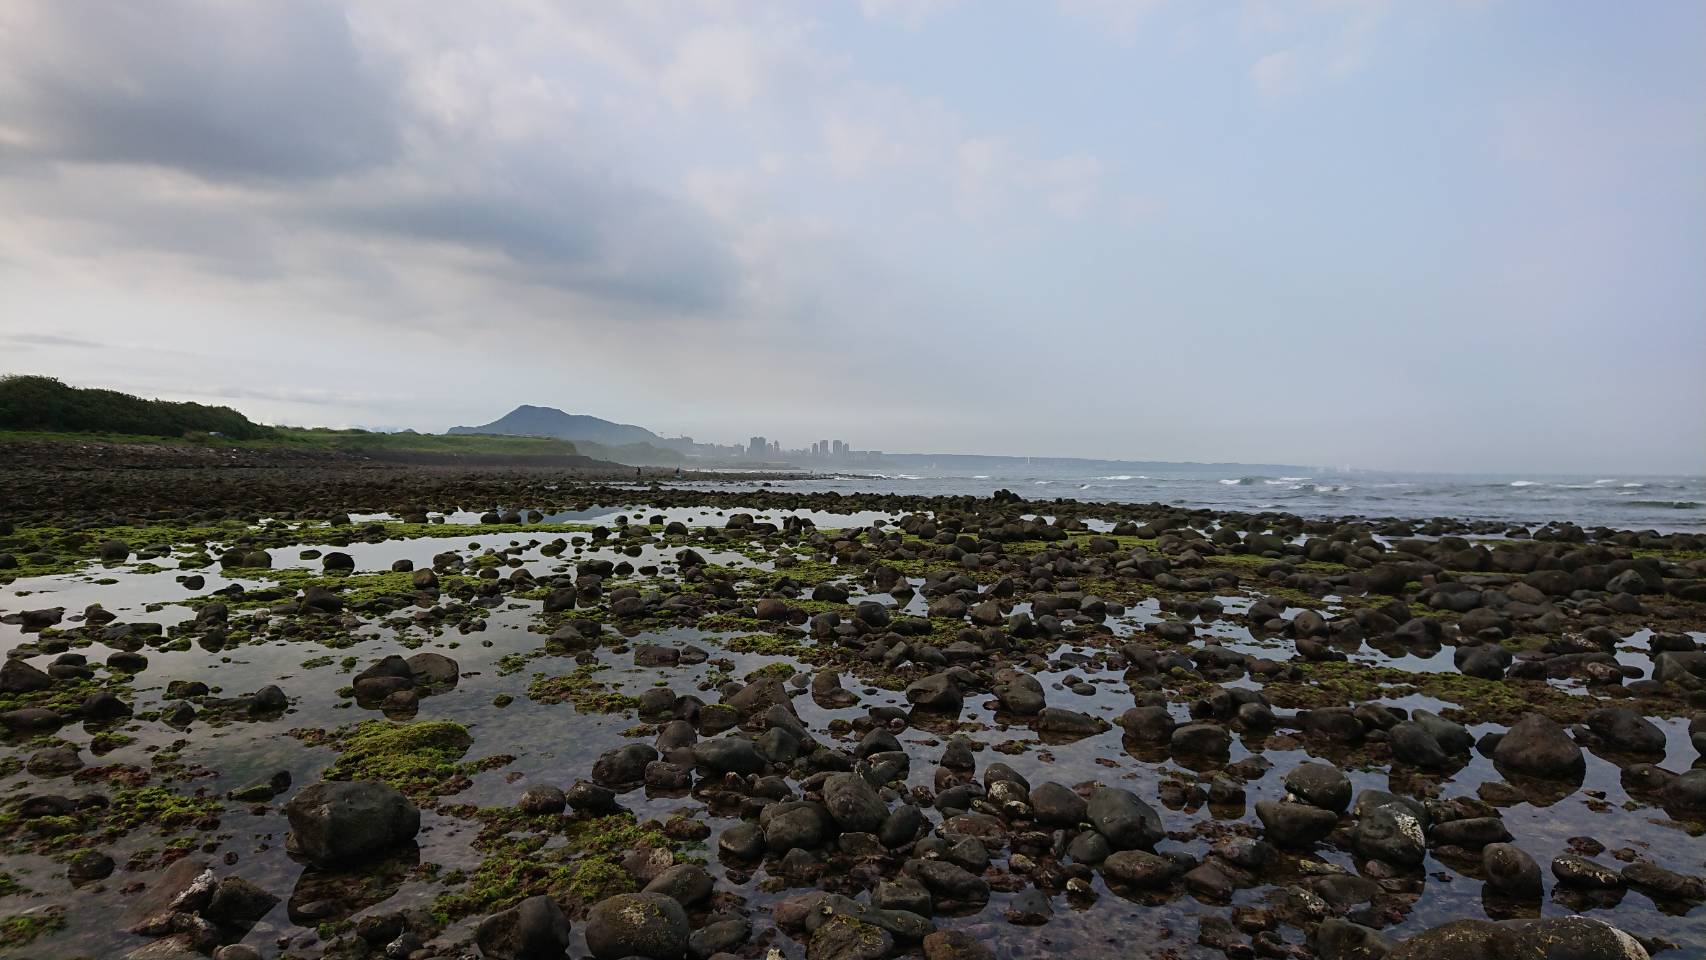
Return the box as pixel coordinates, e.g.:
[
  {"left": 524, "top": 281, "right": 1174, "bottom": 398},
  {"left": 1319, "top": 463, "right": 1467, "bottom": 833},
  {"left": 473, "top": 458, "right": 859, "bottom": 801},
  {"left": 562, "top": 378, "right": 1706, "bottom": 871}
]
[
  {"left": 971, "top": 475, "right": 990, "bottom": 480},
  {"left": 1279, "top": 476, "right": 1312, "bottom": 482},
  {"left": 1594, "top": 479, "right": 1617, "bottom": 485},
  {"left": 1509, "top": 480, "right": 1540, "bottom": 487},
  {"left": 1098, "top": 475, "right": 1135, "bottom": 481},
  {"left": 1622, "top": 482, "right": 1645, "bottom": 488},
  {"left": 1218, "top": 478, "right": 1241, "bottom": 485}
]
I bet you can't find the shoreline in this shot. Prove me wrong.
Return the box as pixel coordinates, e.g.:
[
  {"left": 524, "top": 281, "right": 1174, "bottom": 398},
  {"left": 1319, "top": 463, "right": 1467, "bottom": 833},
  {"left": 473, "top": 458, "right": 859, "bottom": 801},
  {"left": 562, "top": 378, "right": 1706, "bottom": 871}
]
[{"left": 1, "top": 442, "right": 1704, "bottom": 958}]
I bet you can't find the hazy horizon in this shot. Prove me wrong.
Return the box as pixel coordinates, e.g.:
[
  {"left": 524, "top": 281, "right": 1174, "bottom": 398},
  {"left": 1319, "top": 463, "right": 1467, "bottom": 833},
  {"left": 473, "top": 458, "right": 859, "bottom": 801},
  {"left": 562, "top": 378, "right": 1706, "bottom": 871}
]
[{"left": 2, "top": 1, "right": 1702, "bottom": 475}]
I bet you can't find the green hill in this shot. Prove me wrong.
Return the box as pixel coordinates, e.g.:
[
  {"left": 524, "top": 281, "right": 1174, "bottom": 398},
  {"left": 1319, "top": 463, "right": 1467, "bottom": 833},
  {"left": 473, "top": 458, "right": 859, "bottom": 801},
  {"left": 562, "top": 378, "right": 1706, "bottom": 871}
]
[{"left": 0, "top": 374, "right": 278, "bottom": 440}]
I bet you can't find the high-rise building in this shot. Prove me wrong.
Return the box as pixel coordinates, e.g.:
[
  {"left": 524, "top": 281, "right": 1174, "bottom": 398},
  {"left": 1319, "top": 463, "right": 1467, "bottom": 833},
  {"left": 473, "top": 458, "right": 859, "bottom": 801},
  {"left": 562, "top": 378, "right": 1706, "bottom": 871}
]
[
  {"left": 748, "top": 436, "right": 767, "bottom": 457},
  {"left": 832, "top": 440, "right": 846, "bottom": 455}
]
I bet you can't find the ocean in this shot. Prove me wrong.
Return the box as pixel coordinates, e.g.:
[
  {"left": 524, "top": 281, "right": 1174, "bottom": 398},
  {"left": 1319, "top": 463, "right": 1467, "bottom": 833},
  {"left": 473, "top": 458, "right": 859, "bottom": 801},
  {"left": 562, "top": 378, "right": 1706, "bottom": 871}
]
[{"left": 729, "top": 466, "right": 1706, "bottom": 533}]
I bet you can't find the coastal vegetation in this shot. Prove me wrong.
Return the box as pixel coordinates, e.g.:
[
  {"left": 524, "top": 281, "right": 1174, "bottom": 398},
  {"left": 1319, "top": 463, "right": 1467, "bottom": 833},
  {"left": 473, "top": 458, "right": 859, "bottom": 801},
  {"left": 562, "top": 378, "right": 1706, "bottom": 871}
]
[{"left": 0, "top": 374, "right": 276, "bottom": 440}]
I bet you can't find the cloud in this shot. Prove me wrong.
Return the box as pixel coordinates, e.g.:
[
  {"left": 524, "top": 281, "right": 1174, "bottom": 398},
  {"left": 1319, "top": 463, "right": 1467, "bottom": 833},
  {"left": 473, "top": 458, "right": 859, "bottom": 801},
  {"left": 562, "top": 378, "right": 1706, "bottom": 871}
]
[
  {"left": 859, "top": 0, "right": 961, "bottom": 29},
  {"left": 1250, "top": 48, "right": 1303, "bottom": 98},
  {"left": 1057, "top": 0, "right": 1167, "bottom": 40},
  {"left": 0, "top": 1, "right": 402, "bottom": 181},
  {"left": 1037, "top": 153, "right": 1103, "bottom": 219},
  {"left": 1, "top": 332, "right": 102, "bottom": 349},
  {"left": 0, "top": 0, "right": 1696, "bottom": 474},
  {"left": 953, "top": 137, "right": 1013, "bottom": 220},
  {"left": 0, "top": 1, "right": 741, "bottom": 319},
  {"left": 661, "top": 25, "right": 769, "bottom": 109},
  {"left": 1246, "top": 0, "right": 1388, "bottom": 98}
]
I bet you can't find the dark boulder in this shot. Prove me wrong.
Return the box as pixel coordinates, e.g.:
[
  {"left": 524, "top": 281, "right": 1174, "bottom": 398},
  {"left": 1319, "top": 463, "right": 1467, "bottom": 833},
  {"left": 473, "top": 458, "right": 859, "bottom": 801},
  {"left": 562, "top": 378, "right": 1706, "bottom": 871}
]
[{"left": 284, "top": 781, "right": 420, "bottom": 865}]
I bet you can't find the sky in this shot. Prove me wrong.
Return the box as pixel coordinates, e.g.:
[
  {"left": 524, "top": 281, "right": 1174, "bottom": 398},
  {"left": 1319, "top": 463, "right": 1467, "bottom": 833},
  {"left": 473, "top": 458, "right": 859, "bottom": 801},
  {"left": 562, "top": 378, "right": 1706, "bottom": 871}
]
[{"left": 0, "top": 0, "right": 1702, "bottom": 475}]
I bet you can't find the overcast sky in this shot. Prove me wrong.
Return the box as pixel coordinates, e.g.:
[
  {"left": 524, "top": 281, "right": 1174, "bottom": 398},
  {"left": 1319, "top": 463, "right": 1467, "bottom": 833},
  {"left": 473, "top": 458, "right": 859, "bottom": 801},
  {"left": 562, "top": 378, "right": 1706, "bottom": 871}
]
[{"left": 1, "top": 1, "right": 1701, "bottom": 474}]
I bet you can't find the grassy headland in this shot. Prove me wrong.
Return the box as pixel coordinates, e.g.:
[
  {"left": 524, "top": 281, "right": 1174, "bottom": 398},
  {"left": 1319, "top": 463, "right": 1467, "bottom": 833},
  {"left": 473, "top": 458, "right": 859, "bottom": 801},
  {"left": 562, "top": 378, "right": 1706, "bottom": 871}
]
[{"left": 0, "top": 375, "right": 601, "bottom": 465}]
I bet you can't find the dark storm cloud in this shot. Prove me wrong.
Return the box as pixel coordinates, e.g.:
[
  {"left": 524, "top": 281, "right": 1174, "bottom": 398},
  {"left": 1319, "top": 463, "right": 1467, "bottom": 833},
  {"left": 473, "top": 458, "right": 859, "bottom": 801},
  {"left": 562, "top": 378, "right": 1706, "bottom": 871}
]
[
  {"left": 1, "top": 1, "right": 401, "bottom": 181},
  {"left": 0, "top": 1, "right": 737, "bottom": 314},
  {"left": 319, "top": 169, "right": 738, "bottom": 312}
]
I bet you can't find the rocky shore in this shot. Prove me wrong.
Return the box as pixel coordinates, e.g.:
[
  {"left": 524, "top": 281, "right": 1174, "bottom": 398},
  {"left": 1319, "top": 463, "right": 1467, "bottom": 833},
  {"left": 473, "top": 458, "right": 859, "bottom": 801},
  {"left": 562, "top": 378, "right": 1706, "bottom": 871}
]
[{"left": 1, "top": 461, "right": 1702, "bottom": 959}]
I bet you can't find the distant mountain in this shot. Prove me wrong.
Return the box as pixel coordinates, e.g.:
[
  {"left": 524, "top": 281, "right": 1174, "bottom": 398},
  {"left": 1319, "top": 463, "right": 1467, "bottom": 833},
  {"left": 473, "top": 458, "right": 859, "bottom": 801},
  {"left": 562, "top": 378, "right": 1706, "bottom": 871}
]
[{"left": 448, "top": 405, "right": 664, "bottom": 447}]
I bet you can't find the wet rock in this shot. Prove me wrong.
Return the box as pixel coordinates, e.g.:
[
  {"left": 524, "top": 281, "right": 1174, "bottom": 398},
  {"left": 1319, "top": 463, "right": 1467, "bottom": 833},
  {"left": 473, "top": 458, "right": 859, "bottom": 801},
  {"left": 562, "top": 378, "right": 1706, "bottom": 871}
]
[
  {"left": 689, "top": 914, "right": 750, "bottom": 958},
  {"left": 1662, "top": 769, "right": 1706, "bottom": 811},
  {"left": 1117, "top": 705, "right": 1175, "bottom": 742},
  {"left": 1170, "top": 722, "right": 1231, "bottom": 756},
  {"left": 1387, "top": 917, "right": 1649, "bottom": 960},
  {"left": 923, "top": 930, "right": 995, "bottom": 960},
  {"left": 824, "top": 772, "right": 887, "bottom": 833},
  {"left": 1421, "top": 809, "right": 1500, "bottom": 849},
  {"left": 1622, "top": 861, "right": 1706, "bottom": 901},
  {"left": 583, "top": 892, "right": 689, "bottom": 960},
  {"left": 476, "top": 895, "right": 573, "bottom": 960},
  {"left": 1284, "top": 762, "right": 1352, "bottom": 812},
  {"left": 880, "top": 804, "right": 925, "bottom": 848},
  {"left": 1390, "top": 722, "right": 1450, "bottom": 769},
  {"left": 1493, "top": 713, "right": 1584, "bottom": 779},
  {"left": 517, "top": 784, "right": 566, "bottom": 815},
  {"left": 0, "top": 657, "right": 53, "bottom": 693},
  {"left": 909, "top": 859, "right": 989, "bottom": 903},
  {"left": 67, "top": 850, "right": 116, "bottom": 883},
  {"left": 767, "top": 801, "right": 832, "bottom": 852},
  {"left": 204, "top": 876, "right": 279, "bottom": 932},
  {"left": 1313, "top": 918, "right": 1395, "bottom": 960},
  {"left": 565, "top": 780, "right": 618, "bottom": 814},
  {"left": 644, "top": 863, "right": 714, "bottom": 907},
  {"left": 592, "top": 744, "right": 658, "bottom": 787},
  {"left": 1551, "top": 855, "right": 1625, "bottom": 888},
  {"left": 283, "top": 780, "right": 420, "bottom": 865},
  {"left": 1256, "top": 800, "right": 1338, "bottom": 848},
  {"left": 809, "top": 914, "right": 895, "bottom": 960},
  {"left": 1481, "top": 843, "right": 1542, "bottom": 898},
  {"left": 1354, "top": 802, "right": 1426, "bottom": 867},
  {"left": 406, "top": 652, "right": 460, "bottom": 689},
  {"left": 1293, "top": 878, "right": 1363, "bottom": 921},
  {"left": 905, "top": 673, "right": 962, "bottom": 711},
  {"left": 1583, "top": 707, "right": 1665, "bottom": 754},
  {"left": 1086, "top": 786, "right": 1163, "bottom": 850},
  {"left": 1036, "top": 707, "right": 1107, "bottom": 737},
  {"left": 1, "top": 707, "right": 64, "bottom": 731},
  {"left": 1028, "top": 782, "right": 1086, "bottom": 826},
  {"left": 228, "top": 771, "right": 292, "bottom": 802},
  {"left": 692, "top": 736, "right": 765, "bottom": 776},
  {"left": 873, "top": 877, "right": 932, "bottom": 915},
  {"left": 26, "top": 746, "right": 82, "bottom": 777},
  {"left": 1004, "top": 887, "right": 1053, "bottom": 925},
  {"left": 1102, "top": 849, "right": 1181, "bottom": 887},
  {"left": 719, "top": 822, "right": 765, "bottom": 861},
  {"left": 992, "top": 673, "right": 1046, "bottom": 715}
]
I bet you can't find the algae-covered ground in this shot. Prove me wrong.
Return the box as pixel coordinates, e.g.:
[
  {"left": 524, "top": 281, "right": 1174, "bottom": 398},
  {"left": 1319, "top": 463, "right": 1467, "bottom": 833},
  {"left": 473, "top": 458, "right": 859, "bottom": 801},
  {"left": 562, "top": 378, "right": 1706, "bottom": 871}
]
[{"left": 1, "top": 465, "right": 1704, "bottom": 959}]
